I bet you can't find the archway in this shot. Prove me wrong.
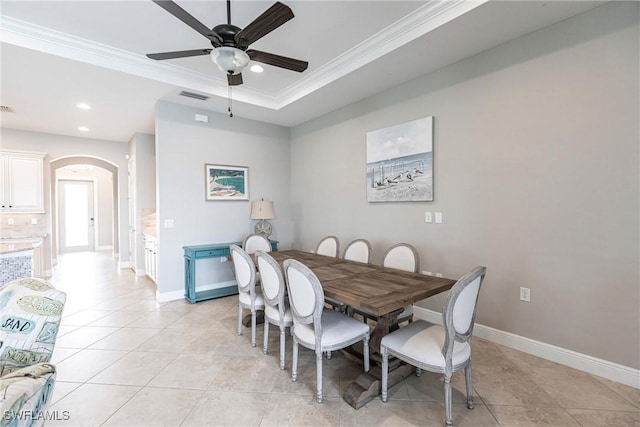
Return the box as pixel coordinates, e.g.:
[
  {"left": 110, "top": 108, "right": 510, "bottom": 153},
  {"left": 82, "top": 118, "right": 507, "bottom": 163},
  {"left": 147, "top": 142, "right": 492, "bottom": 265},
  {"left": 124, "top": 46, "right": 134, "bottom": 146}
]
[{"left": 50, "top": 156, "right": 119, "bottom": 264}]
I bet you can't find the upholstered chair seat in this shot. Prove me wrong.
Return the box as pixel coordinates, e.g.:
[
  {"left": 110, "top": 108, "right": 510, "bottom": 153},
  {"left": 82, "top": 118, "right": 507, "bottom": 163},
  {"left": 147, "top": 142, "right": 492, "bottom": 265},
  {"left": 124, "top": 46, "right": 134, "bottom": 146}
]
[
  {"left": 381, "top": 266, "right": 487, "bottom": 427},
  {"left": 293, "top": 309, "right": 369, "bottom": 348}
]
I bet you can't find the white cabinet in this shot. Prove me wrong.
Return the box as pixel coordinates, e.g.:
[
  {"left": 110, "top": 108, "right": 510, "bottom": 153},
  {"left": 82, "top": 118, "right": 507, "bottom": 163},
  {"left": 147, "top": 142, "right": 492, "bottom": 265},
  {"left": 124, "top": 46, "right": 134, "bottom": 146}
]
[
  {"left": 0, "top": 151, "right": 45, "bottom": 212},
  {"left": 144, "top": 234, "right": 157, "bottom": 283}
]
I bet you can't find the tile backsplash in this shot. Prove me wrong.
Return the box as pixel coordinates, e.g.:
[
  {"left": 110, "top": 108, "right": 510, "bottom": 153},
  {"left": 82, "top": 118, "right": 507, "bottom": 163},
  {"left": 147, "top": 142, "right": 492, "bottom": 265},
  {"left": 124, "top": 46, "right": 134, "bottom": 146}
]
[{"left": 0, "top": 213, "right": 48, "bottom": 238}]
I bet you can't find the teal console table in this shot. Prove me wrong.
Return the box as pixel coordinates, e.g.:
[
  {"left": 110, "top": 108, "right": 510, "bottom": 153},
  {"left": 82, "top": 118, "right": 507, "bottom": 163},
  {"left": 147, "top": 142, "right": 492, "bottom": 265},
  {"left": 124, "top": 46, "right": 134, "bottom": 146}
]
[{"left": 183, "top": 240, "right": 278, "bottom": 303}]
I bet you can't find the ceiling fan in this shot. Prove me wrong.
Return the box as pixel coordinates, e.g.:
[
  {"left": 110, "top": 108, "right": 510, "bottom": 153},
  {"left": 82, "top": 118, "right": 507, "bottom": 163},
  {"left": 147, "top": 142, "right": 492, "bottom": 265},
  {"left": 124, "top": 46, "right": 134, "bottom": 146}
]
[{"left": 147, "top": 0, "right": 309, "bottom": 87}]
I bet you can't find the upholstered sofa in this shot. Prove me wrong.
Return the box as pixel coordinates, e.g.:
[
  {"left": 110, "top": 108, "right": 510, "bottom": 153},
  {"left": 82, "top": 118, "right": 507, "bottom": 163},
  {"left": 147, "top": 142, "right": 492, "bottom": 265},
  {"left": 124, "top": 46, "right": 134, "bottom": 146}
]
[{"left": 0, "top": 277, "right": 66, "bottom": 426}]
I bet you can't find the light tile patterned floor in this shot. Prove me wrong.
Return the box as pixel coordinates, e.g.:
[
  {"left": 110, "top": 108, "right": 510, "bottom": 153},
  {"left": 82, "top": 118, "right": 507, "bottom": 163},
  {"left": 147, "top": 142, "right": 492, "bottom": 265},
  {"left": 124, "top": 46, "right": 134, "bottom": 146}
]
[{"left": 47, "top": 251, "right": 639, "bottom": 426}]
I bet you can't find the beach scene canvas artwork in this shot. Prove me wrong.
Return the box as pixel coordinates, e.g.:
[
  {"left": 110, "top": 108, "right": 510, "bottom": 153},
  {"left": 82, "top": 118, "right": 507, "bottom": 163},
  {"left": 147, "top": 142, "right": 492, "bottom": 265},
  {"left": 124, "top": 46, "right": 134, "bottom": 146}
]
[
  {"left": 205, "top": 164, "right": 249, "bottom": 200},
  {"left": 366, "top": 116, "right": 433, "bottom": 202}
]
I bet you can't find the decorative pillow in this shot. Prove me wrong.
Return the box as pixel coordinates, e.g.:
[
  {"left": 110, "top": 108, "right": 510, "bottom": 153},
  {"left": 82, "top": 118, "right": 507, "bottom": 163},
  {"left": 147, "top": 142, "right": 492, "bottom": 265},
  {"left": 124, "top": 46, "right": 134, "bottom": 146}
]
[
  {"left": 0, "top": 363, "right": 56, "bottom": 427},
  {"left": 0, "top": 278, "right": 66, "bottom": 376}
]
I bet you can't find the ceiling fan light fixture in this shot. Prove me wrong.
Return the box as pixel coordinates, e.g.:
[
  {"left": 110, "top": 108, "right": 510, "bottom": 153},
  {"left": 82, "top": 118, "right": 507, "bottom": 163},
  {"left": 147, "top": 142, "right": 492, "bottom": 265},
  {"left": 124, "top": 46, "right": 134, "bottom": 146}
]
[{"left": 210, "top": 47, "right": 250, "bottom": 75}]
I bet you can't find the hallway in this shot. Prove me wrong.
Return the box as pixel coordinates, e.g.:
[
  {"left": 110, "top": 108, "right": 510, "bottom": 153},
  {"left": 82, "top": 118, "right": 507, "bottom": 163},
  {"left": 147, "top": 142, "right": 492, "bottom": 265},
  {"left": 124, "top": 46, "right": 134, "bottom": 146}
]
[{"left": 47, "top": 251, "right": 640, "bottom": 426}]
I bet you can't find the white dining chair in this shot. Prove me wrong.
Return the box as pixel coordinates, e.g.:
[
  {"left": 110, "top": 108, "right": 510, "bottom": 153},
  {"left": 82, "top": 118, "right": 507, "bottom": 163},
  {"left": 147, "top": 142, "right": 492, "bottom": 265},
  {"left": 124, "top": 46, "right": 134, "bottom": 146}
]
[
  {"left": 383, "top": 243, "right": 420, "bottom": 324},
  {"left": 242, "top": 233, "right": 272, "bottom": 254},
  {"left": 256, "top": 250, "right": 293, "bottom": 370},
  {"left": 381, "top": 266, "right": 487, "bottom": 427},
  {"left": 343, "top": 238, "right": 372, "bottom": 263},
  {"left": 230, "top": 244, "right": 265, "bottom": 347},
  {"left": 283, "top": 259, "right": 370, "bottom": 403},
  {"left": 315, "top": 235, "right": 340, "bottom": 257}
]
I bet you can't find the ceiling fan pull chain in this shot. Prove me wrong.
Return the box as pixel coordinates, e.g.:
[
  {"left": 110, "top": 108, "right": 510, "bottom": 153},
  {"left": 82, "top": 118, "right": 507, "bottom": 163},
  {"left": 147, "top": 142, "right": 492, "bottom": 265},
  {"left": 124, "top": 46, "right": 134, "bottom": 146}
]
[{"left": 228, "top": 85, "right": 233, "bottom": 118}]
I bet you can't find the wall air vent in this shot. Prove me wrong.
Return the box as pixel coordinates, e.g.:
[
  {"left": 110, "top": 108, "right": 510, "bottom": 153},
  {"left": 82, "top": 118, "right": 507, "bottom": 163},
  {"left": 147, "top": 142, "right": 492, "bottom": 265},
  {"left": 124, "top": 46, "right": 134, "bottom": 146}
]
[
  {"left": 0, "top": 106, "right": 15, "bottom": 113},
  {"left": 179, "top": 91, "right": 209, "bottom": 101}
]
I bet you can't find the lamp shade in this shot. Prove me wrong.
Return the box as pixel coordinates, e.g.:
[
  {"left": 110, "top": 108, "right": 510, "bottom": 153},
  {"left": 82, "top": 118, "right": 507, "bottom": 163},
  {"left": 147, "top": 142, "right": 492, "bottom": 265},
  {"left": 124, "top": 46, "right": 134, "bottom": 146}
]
[
  {"left": 210, "top": 47, "right": 250, "bottom": 75},
  {"left": 250, "top": 200, "right": 275, "bottom": 220}
]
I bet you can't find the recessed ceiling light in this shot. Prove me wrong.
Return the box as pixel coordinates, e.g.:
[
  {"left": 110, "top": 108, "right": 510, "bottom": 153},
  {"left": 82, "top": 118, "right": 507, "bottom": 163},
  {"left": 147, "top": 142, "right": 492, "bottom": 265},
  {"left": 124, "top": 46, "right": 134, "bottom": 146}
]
[
  {"left": 76, "top": 103, "right": 91, "bottom": 110},
  {"left": 78, "top": 126, "right": 90, "bottom": 132},
  {"left": 250, "top": 64, "right": 264, "bottom": 73}
]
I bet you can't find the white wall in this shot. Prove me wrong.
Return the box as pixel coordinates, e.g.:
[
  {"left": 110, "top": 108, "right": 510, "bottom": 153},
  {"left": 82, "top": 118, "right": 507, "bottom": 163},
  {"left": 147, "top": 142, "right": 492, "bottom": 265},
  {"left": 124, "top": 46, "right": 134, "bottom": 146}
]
[
  {"left": 154, "top": 101, "right": 292, "bottom": 300},
  {"left": 289, "top": 2, "right": 639, "bottom": 369},
  {"left": 0, "top": 128, "right": 130, "bottom": 267}
]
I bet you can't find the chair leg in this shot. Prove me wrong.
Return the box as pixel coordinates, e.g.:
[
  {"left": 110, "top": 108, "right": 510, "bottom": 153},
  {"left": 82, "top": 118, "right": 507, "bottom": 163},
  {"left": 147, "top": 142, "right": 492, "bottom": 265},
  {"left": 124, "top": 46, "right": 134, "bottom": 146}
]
[
  {"left": 251, "top": 309, "right": 257, "bottom": 347},
  {"left": 363, "top": 335, "right": 370, "bottom": 372},
  {"left": 315, "top": 350, "right": 323, "bottom": 403},
  {"left": 465, "top": 362, "right": 474, "bottom": 409},
  {"left": 292, "top": 339, "right": 299, "bottom": 382},
  {"left": 381, "top": 346, "right": 388, "bottom": 402},
  {"left": 263, "top": 320, "right": 270, "bottom": 354},
  {"left": 279, "top": 325, "right": 286, "bottom": 370},
  {"left": 237, "top": 305, "right": 243, "bottom": 336},
  {"left": 444, "top": 373, "right": 453, "bottom": 427}
]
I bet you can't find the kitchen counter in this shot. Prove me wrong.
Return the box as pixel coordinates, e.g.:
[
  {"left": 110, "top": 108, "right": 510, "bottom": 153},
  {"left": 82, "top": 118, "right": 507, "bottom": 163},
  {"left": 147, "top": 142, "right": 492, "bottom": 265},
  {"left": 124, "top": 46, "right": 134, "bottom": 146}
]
[{"left": 0, "top": 241, "right": 40, "bottom": 255}]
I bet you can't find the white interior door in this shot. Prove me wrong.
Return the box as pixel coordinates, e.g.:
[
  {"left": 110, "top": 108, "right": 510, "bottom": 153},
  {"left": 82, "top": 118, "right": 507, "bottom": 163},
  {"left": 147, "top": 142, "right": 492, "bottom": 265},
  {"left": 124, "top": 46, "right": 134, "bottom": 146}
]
[{"left": 59, "top": 179, "right": 95, "bottom": 253}]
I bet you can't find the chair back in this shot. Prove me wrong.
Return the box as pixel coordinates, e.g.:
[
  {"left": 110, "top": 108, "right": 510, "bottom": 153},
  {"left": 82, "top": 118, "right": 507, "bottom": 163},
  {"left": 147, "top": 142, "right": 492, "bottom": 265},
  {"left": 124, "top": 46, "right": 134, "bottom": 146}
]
[
  {"left": 283, "top": 259, "right": 324, "bottom": 331},
  {"left": 242, "top": 234, "right": 272, "bottom": 254},
  {"left": 316, "top": 236, "right": 339, "bottom": 257},
  {"left": 382, "top": 243, "right": 419, "bottom": 273},
  {"left": 0, "top": 278, "right": 66, "bottom": 376},
  {"left": 230, "top": 245, "right": 256, "bottom": 296},
  {"left": 343, "top": 239, "right": 372, "bottom": 263},
  {"left": 442, "top": 266, "right": 486, "bottom": 361},
  {"left": 256, "top": 250, "right": 286, "bottom": 311}
]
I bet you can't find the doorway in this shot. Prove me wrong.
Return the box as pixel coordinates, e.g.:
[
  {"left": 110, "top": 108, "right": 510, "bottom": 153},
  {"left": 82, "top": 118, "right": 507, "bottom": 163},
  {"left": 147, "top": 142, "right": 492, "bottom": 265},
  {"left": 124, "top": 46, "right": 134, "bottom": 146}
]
[{"left": 58, "top": 179, "right": 95, "bottom": 253}]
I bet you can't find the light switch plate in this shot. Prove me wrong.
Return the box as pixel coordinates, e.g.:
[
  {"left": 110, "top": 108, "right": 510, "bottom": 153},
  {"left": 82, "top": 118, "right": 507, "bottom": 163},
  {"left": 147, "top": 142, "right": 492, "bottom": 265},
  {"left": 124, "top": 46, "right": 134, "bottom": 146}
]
[
  {"left": 164, "top": 219, "right": 174, "bottom": 228},
  {"left": 31, "top": 218, "right": 38, "bottom": 225},
  {"left": 7, "top": 218, "right": 14, "bottom": 225},
  {"left": 435, "top": 212, "right": 443, "bottom": 223}
]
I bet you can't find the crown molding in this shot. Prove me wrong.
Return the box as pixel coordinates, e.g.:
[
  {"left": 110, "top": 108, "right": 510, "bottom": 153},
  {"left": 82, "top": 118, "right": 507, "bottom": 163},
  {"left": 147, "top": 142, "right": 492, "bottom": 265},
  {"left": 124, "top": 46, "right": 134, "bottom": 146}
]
[
  {"left": 1, "top": 1, "right": 486, "bottom": 111},
  {"left": 0, "top": 15, "right": 278, "bottom": 108},
  {"left": 276, "top": 0, "right": 487, "bottom": 108}
]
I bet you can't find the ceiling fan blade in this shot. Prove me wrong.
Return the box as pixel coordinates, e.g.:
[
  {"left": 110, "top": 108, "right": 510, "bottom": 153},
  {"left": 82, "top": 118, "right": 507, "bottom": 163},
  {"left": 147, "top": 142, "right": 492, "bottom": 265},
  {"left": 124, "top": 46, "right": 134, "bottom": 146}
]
[
  {"left": 153, "top": 0, "right": 221, "bottom": 45},
  {"left": 247, "top": 50, "right": 308, "bottom": 72},
  {"left": 235, "top": 2, "right": 294, "bottom": 48},
  {"left": 228, "top": 73, "right": 243, "bottom": 86},
  {"left": 147, "top": 49, "right": 212, "bottom": 60}
]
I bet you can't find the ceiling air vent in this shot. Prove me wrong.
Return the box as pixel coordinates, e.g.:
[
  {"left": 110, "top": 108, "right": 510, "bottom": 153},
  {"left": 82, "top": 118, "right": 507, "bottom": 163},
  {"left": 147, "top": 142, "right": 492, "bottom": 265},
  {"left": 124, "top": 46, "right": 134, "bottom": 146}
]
[
  {"left": 0, "top": 106, "right": 15, "bottom": 113},
  {"left": 179, "top": 91, "right": 209, "bottom": 101}
]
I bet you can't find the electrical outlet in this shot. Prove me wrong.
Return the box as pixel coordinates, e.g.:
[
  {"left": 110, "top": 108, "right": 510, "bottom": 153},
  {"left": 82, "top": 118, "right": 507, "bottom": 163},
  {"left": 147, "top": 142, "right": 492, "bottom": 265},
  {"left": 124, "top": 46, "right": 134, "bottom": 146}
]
[
  {"left": 520, "top": 287, "right": 531, "bottom": 302},
  {"left": 424, "top": 211, "right": 432, "bottom": 223},
  {"left": 436, "top": 272, "right": 443, "bottom": 278},
  {"left": 31, "top": 218, "right": 38, "bottom": 225},
  {"left": 220, "top": 256, "right": 228, "bottom": 263},
  {"left": 7, "top": 218, "right": 14, "bottom": 225},
  {"left": 422, "top": 270, "right": 432, "bottom": 276},
  {"left": 164, "top": 219, "right": 174, "bottom": 228}
]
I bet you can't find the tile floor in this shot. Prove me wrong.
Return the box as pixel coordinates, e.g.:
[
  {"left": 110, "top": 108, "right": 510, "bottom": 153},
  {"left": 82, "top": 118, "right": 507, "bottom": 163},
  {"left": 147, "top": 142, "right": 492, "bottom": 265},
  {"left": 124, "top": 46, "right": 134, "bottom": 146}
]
[{"left": 46, "top": 251, "right": 639, "bottom": 426}]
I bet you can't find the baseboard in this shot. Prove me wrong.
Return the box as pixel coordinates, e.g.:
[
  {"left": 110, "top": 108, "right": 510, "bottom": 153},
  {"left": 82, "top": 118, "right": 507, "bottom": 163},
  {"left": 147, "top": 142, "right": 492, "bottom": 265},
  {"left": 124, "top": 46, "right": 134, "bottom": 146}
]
[
  {"left": 117, "top": 261, "right": 131, "bottom": 269},
  {"left": 135, "top": 268, "right": 146, "bottom": 276},
  {"left": 156, "top": 289, "right": 184, "bottom": 303},
  {"left": 413, "top": 306, "right": 640, "bottom": 389},
  {"left": 95, "top": 245, "right": 113, "bottom": 250},
  {"left": 155, "top": 280, "right": 237, "bottom": 304}
]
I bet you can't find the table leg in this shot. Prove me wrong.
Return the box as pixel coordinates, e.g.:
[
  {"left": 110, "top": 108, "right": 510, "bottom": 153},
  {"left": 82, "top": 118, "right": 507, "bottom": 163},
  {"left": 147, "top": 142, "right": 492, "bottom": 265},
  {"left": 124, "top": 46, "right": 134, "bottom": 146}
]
[
  {"left": 241, "top": 310, "right": 264, "bottom": 327},
  {"left": 343, "top": 310, "right": 407, "bottom": 409}
]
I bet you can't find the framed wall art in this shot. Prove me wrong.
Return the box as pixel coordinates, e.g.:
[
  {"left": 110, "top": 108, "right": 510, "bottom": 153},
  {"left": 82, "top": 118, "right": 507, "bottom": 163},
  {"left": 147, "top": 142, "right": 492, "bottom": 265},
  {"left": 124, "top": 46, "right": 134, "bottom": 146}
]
[
  {"left": 205, "top": 164, "right": 249, "bottom": 201},
  {"left": 366, "top": 116, "right": 433, "bottom": 203}
]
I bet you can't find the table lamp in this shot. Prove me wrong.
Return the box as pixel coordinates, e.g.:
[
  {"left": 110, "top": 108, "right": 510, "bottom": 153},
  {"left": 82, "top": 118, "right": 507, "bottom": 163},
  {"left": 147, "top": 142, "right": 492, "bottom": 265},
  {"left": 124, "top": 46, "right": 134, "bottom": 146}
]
[{"left": 250, "top": 198, "right": 275, "bottom": 237}]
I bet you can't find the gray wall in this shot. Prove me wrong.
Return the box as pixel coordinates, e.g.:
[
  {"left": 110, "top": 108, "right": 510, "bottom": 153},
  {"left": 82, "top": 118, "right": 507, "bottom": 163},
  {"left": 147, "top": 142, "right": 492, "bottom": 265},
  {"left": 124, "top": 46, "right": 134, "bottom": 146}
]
[
  {"left": 154, "top": 101, "right": 292, "bottom": 298},
  {"left": 129, "top": 132, "right": 156, "bottom": 272},
  {"left": 289, "top": 2, "right": 639, "bottom": 368}
]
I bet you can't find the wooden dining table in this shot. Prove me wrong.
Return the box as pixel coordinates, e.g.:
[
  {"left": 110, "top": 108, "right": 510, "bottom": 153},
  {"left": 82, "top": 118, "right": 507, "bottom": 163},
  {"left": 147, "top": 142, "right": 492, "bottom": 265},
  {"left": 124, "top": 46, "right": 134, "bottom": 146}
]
[{"left": 266, "top": 249, "right": 456, "bottom": 409}]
